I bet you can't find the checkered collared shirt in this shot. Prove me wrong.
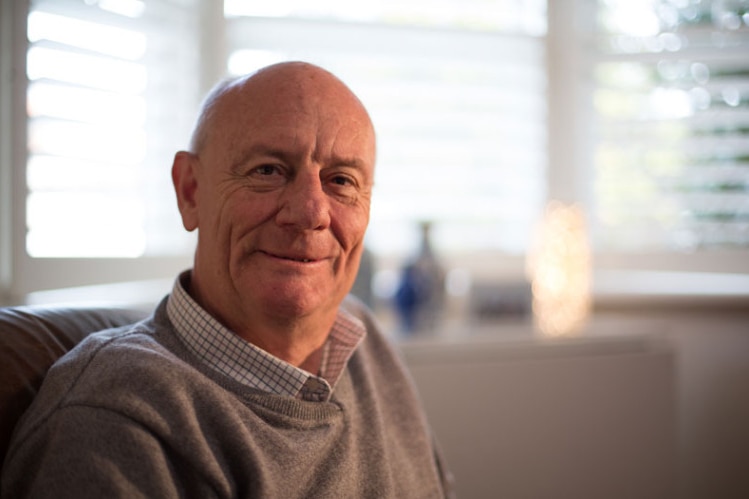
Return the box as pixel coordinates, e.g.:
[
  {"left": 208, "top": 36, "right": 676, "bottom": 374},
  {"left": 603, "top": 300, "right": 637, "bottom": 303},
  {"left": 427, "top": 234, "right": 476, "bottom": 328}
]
[{"left": 166, "top": 272, "right": 366, "bottom": 402}]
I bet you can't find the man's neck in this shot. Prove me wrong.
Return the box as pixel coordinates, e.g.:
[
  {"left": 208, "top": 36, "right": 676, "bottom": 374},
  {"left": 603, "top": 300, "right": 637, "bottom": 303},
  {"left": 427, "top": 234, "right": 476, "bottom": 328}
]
[
  {"left": 236, "top": 318, "right": 331, "bottom": 372},
  {"left": 187, "top": 273, "right": 337, "bottom": 370}
]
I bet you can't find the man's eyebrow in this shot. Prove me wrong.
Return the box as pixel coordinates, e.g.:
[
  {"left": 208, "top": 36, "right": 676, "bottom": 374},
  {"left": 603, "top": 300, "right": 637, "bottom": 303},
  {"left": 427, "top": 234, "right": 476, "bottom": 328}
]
[{"left": 328, "top": 155, "right": 370, "bottom": 170}]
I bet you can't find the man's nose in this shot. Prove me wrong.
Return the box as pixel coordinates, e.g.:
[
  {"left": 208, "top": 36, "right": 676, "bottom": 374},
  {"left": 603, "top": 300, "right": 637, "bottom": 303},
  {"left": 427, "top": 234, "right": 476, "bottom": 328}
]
[{"left": 275, "top": 173, "right": 331, "bottom": 231}]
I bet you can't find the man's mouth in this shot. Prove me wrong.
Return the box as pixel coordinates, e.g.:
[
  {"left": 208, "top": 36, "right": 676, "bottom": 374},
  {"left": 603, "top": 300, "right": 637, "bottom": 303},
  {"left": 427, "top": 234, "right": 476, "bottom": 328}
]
[{"left": 262, "top": 251, "right": 317, "bottom": 263}]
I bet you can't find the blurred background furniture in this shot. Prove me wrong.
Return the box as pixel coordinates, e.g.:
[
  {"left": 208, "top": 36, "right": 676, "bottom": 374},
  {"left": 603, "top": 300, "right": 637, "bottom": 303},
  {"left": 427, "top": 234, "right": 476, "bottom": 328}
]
[{"left": 401, "top": 332, "right": 677, "bottom": 499}]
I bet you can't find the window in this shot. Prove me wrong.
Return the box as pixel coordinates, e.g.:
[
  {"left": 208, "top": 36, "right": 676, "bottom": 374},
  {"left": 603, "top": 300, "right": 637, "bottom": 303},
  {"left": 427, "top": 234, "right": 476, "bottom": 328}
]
[
  {"left": 588, "top": 0, "right": 749, "bottom": 271},
  {"left": 224, "top": 1, "right": 549, "bottom": 258},
  {"left": 4, "top": 0, "right": 201, "bottom": 297},
  {"left": 26, "top": 0, "right": 199, "bottom": 258},
  {"left": 2, "top": 0, "right": 746, "bottom": 304}
]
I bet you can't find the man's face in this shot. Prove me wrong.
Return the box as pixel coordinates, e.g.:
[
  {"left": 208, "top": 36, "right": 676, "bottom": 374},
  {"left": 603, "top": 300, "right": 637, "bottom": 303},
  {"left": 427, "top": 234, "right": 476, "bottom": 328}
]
[{"left": 181, "top": 66, "right": 376, "bottom": 328}]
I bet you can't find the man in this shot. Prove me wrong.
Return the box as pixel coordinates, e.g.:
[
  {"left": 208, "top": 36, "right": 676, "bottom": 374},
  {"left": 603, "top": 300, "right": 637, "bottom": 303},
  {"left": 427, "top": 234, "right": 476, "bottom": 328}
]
[{"left": 2, "top": 62, "right": 453, "bottom": 497}]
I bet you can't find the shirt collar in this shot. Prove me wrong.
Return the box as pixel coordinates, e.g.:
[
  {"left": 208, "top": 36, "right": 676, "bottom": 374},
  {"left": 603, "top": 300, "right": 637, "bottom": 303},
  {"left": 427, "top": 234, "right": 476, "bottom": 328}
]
[{"left": 166, "top": 271, "right": 366, "bottom": 401}]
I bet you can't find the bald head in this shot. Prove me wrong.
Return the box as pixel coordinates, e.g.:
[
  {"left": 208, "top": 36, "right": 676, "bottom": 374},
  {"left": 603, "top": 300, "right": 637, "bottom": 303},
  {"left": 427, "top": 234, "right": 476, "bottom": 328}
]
[{"left": 189, "top": 62, "right": 374, "bottom": 159}]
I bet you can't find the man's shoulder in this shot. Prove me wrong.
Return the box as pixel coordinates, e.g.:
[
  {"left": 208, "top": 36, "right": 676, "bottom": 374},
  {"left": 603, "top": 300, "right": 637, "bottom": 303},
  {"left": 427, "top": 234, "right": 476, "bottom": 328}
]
[
  {"left": 67, "top": 317, "right": 196, "bottom": 388},
  {"left": 10, "top": 316, "right": 207, "bottom": 441},
  {"left": 58, "top": 298, "right": 182, "bottom": 374},
  {"left": 33, "top": 318, "right": 193, "bottom": 411},
  {"left": 58, "top": 319, "right": 167, "bottom": 375}
]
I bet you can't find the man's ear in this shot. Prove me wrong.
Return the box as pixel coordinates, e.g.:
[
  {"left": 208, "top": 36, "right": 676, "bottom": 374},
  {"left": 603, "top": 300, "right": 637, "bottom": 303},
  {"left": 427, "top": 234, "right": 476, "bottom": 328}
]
[{"left": 172, "top": 151, "right": 200, "bottom": 232}]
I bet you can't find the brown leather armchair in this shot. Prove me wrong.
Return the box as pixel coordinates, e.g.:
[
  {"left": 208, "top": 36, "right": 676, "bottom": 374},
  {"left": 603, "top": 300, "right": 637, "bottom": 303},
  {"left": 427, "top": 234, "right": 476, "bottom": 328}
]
[{"left": 0, "top": 306, "right": 148, "bottom": 467}]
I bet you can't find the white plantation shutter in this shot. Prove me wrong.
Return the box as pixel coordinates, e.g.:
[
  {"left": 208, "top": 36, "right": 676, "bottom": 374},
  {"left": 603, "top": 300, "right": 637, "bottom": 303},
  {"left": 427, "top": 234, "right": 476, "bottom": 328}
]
[
  {"left": 224, "top": 1, "right": 548, "bottom": 257},
  {"left": 13, "top": 0, "right": 200, "bottom": 294},
  {"left": 589, "top": 0, "right": 749, "bottom": 260}
]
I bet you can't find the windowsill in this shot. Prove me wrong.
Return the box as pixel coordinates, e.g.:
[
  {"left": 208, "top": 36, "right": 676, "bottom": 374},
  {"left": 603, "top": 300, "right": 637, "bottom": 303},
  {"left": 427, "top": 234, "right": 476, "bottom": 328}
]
[
  {"left": 593, "top": 270, "right": 749, "bottom": 310},
  {"left": 23, "top": 278, "right": 174, "bottom": 310}
]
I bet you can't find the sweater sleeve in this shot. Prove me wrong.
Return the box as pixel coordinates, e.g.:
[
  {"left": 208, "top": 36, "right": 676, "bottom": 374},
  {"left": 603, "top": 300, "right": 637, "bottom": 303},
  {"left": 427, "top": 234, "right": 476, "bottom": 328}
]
[{"left": 2, "top": 404, "right": 218, "bottom": 499}]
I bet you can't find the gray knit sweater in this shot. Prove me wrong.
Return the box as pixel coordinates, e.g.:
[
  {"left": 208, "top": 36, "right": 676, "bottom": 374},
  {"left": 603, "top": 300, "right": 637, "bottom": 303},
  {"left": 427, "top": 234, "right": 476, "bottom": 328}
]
[{"left": 2, "top": 297, "right": 452, "bottom": 498}]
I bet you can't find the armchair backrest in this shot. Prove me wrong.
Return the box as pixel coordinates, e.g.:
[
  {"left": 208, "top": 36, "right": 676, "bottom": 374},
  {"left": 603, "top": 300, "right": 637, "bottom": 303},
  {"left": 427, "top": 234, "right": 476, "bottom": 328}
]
[{"left": 0, "top": 306, "right": 148, "bottom": 467}]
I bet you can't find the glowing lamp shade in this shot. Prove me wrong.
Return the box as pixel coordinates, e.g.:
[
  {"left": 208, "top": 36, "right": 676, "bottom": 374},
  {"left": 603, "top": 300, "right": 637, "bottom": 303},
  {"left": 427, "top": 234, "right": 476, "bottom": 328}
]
[{"left": 527, "top": 201, "right": 592, "bottom": 337}]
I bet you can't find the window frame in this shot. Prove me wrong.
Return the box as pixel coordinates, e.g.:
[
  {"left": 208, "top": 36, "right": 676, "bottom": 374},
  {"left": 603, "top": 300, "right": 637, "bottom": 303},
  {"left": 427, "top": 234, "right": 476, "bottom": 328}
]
[{"left": 0, "top": 0, "right": 31, "bottom": 305}]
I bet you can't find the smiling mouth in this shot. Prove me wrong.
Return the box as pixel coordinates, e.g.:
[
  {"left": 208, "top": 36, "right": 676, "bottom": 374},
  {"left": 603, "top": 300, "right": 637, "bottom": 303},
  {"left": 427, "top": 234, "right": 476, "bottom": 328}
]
[{"left": 262, "top": 251, "right": 318, "bottom": 263}]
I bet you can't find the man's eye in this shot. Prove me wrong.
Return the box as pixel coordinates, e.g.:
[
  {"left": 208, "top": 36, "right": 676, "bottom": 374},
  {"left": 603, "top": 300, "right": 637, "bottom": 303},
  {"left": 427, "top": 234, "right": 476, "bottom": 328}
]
[
  {"left": 253, "top": 164, "right": 280, "bottom": 176},
  {"left": 240, "top": 164, "right": 286, "bottom": 190},
  {"left": 324, "top": 169, "right": 369, "bottom": 201},
  {"left": 331, "top": 175, "right": 353, "bottom": 186}
]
